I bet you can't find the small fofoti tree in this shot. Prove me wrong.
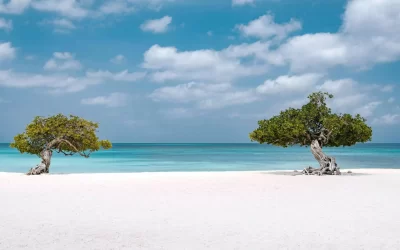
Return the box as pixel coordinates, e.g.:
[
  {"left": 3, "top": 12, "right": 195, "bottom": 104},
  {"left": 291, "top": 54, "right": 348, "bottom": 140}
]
[
  {"left": 11, "top": 114, "right": 112, "bottom": 175},
  {"left": 249, "top": 92, "right": 372, "bottom": 175}
]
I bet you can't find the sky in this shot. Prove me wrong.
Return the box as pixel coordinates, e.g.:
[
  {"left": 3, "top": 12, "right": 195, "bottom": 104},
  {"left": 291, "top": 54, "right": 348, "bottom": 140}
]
[{"left": 0, "top": 0, "right": 399, "bottom": 143}]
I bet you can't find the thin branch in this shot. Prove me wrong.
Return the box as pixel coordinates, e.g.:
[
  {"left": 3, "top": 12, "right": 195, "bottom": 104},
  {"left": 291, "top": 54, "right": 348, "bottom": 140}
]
[{"left": 47, "top": 137, "right": 91, "bottom": 158}]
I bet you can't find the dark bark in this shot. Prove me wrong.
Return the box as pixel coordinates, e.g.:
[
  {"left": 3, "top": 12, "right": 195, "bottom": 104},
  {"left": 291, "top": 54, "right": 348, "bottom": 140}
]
[{"left": 301, "top": 140, "right": 341, "bottom": 176}]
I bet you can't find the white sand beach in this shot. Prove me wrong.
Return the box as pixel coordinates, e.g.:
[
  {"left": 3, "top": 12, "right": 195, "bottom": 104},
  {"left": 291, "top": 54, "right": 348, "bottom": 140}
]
[{"left": 1, "top": 169, "right": 400, "bottom": 250}]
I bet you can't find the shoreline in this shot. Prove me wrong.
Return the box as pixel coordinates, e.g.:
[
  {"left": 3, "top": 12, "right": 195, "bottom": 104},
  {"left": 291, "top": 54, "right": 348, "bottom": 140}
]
[{"left": 0, "top": 168, "right": 398, "bottom": 176}]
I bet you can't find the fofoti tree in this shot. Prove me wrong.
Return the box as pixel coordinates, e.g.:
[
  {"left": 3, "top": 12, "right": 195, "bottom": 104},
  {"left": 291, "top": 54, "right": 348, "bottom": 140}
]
[
  {"left": 11, "top": 114, "right": 112, "bottom": 175},
  {"left": 249, "top": 92, "right": 372, "bottom": 175}
]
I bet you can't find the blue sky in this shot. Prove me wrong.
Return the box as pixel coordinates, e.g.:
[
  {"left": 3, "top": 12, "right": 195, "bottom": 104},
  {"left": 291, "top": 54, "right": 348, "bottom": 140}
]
[{"left": 0, "top": 0, "right": 399, "bottom": 143}]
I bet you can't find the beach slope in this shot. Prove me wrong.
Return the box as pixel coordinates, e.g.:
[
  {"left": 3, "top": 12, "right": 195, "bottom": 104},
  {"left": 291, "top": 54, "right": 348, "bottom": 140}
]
[{"left": 1, "top": 169, "right": 399, "bottom": 249}]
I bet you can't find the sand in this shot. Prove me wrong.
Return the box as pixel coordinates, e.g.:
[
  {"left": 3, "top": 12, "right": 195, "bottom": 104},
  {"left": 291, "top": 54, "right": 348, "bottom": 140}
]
[{"left": 1, "top": 169, "right": 400, "bottom": 250}]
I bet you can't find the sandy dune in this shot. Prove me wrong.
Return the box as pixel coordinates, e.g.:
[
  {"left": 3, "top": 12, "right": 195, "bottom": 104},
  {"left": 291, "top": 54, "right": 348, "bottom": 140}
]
[{"left": 1, "top": 169, "right": 400, "bottom": 250}]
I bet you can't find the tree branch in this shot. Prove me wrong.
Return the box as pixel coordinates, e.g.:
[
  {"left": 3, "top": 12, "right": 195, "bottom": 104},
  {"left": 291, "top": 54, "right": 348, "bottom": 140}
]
[{"left": 46, "top": 137, "right": 91, "bottom": 158}]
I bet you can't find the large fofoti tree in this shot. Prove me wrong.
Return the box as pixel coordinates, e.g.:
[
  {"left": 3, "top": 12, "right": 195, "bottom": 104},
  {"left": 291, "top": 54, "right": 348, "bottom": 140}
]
[
  {"left": 250, "top": 92, "right": 372, "bottom": 175},
  {"left": 11, "top": 114, "right": 112, "bottom": 175}
]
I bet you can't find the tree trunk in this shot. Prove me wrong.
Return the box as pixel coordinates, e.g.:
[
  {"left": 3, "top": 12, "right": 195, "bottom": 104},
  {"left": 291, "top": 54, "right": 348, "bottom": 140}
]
[
  {"left": 27, "top": 150, "right": 53, "bottom": 175},
  {"left": 302, "top": 140, "right": 341, "bottom": 176}
]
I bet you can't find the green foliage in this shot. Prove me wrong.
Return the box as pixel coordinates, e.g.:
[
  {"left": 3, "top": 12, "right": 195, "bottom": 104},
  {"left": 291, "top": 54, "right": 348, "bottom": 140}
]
[
  {"left": 250, "top": 92, "right": 372, "bottom": 147},
  {"left": 10, "top": 114, "right": 112, "bottom": 157}
]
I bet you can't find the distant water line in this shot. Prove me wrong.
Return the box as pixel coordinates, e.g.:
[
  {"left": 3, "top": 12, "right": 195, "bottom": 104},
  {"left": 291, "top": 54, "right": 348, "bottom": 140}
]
[{"left": 0, "top": 143, "right": 399, "bottom": 173}]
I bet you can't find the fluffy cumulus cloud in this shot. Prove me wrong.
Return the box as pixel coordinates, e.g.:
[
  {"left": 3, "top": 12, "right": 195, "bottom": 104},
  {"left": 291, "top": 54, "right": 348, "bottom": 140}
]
[
  {"left": 98, "top": 0, "right": 135, "bottom": 15},
  {"left": 0, "top": 18, "right": 12, "bottom": 31},
  {"left": 140, "top": 16, "right": 172, "bottom": 33},
  {"left": 0, "top": 0, "right": 30, "bottom": 14},
  {"left": 148, "top": 72, "right": 388, "bottom": 116},
  {"left": 253, "top": 73, "right": 392, "bottom": 120},
  {"left": 265, "top": 0, "right": 400, "bottom": 72},
  {"left": 316, "top": 78, "right": 385, "bottom": 116},
  {"left": 40, "top": 18, "right": 76, "bottom": 33},
  {"left": 0, "top": 70, "right": 98, "bottom": 93},
  {"left": 150, "top": 82, "right": 259, "bottom": 109},
  {"left": 31, "top": 0, "right": 89, "bottom": 19},
  {"left": 0, "top": 0, "right": 173, "bottom": 18},
  {"left": 0, "top": 69, "right": 145, "bottom": 93},
  {"left": 44, "top": 52, "right": 82, "bottom": 71},
  {"left": 143, "top": 43, "right": 268, "bottom": 82},
  {"left": 81, "top": 92, "right": 129, "bottom": 107},
  {"left": 236, "top": 14, "right": 302, "bottom": 40},
  {"left": 256, "top": 73, "right": 323, "bottom": 94},
  {"left": 372, "top": 114, "right": 400, "bottom": 125},
  {"left": 0, "top": 42, "right": 16, "bottom": 61},
  {"left": 0, "top": 0, "right": 398, "bottom": 132},
  {"left": 86, "top": 70, "right": 146, "bottom": 82}
]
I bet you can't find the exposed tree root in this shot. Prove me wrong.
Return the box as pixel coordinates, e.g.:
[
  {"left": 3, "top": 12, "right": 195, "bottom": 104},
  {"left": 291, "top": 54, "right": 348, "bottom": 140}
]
[
  {"left": 26, "top": 150, "right": 52, "bottom": 175},
  {"left": 301, "top": 140, "right": 341, "bottom": 176},
  {"left": 27, "top": 162, "right": 47, "bottom": 175}
]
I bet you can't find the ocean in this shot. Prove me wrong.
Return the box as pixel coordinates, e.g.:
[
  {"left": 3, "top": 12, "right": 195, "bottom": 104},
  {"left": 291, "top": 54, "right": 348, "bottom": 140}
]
[{"left": 0, "top": 143, "right": 399, "bottom": 173}]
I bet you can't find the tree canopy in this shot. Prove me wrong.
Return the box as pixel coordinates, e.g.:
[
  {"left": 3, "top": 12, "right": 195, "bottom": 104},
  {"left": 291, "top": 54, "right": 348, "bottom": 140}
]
[
  {"left": 249, "top": 92, "right": 372, "bottom": 148},
  {"left": 11, "top": 114, "right": 112, "bottom": 157}
]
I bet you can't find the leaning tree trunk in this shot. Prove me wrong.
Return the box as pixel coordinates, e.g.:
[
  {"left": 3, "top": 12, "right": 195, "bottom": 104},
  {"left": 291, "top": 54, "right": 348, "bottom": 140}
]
[
  {"left": 27, "top": 150, "right": 53, "bottom": 175},
  {"left": 302, "top": 140, "right": 341, "bottom": 176}
]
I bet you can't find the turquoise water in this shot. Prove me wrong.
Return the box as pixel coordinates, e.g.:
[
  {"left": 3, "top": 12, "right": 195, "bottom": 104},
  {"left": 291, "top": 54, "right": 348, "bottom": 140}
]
[{"left": 0, "top": 143, "right": 399, "bottom": 173}]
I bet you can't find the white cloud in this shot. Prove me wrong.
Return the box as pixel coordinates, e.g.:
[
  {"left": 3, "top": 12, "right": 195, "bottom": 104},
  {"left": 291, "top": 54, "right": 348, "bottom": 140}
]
[
  {"left": 266, "top": 0, "right": 400, "bottom": 72},
  {"left": 86, "top": 70, "right": 146, "bottom": 82},
  {"left": 0, "top": 18, "right": 12, "bottom": 31},
  {"left": 32, "top": 0, "right": 88, "bottom": 19},
  {"left": 110, "top": 54, "right": 125, "bottom": 64},
  {"left": 0, "top": 42, "right": 16, "bottom": 61},
  {"left": 140, "top": 16, "right": 172, "bottom": 33},
  {"left": 317, "top": 78, "right": 357, "bottom": 95},
  {"left": 44, "top": 52, "right": 82, "bottom": 71},
  {"left": 42, "top": 18, "right": 76, "bottom": 32},
  {"left": 353, "top": 101, "right": 381, "bottom": 117},
  {"left": 388, "top": 97, "right": 395, "bottom": 103},
  {"left": 150, "top": 82, "right": 231, "bottom": 103},
  {"left": 317, "top": 78, "right": 371, "bottom": 114},
  {"left": 81, "top": 92, "right": 128, "bottom": 107},
  {"left": 97, "top": 0, "right": 136, "bottom": 15},
  {"left": 380, "top": 85, "right": 393, "bottom": 92},
  {"left": 372, "top": 114, "right": 400, "bottom": 125},
  {"left": 0, "top": 0, "right": 174, "bottom": 19},
  {"left": 0, "top": 69, "right": 145, "bottom": 93},
  {"left": 53, "top": 52, "right": 73, "bottom": 59},
  {"left": 261, "top": 75, "right": 386, "bottom": 120},
  {"left": 198, "top": 89, "right": 258, "bottom": 109},
  {"left": 342, "top": 0, "right": 400, "bottom": 38},
  {"left": 53, "top": 18, "right": 76, "bottom": 29},
  {"left": 150, "top": 81, "right": 259, "bottom": 109},
  {"left": 143, "top": 43, "right": 267, "bottom": 82},
  {"left": 0, "top": 0, "right": 30, "bottom": 14},
  {"left": 232, "top": 0, "right": 254, "bottom": 6},
  {"left": 256, "top": 73, "right": 323, "bottom": 94},
  {"left": 236, "top": 14, "right": 301, "bottom": 40},
  {"left": 0, "top": 70, "right": 98, "bottom": 93}
]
